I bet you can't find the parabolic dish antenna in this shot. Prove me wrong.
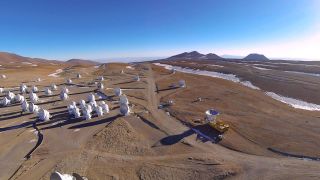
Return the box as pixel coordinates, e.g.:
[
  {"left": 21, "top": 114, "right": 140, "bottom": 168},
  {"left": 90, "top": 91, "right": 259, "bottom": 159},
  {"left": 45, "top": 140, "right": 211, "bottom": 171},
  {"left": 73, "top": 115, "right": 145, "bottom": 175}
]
[
  {"left": 97, "top": 82, "right": 104, "bottom": 90},
  {"left": 178, "top": 80, "right": 186, "bottom": 88},
  {"left": 45, "top": 88, "right": 52, "bottom": 96},
  {"left": 119, "top": 95, "right": 129, "bottom": 105},
  {"left": 114, "top": 88, "right": 122, "bottom": 96},
  {"left": 98, "top": 76, "right": 104, "bottom": 81},
  {"left": 50, "top": 171, "right": 75, "bottom": 180},
  {"left": 51, "top": 84, "right": 58, "bottom": 91},
  {"left": 32, "top": 85, "right": 38, "bottom": 92},
  {"left": 88, "top": 93, "right": 96, "bottom": 102},
  {"left": 134, "top": 75, "right": 140, "bottom": 82},
  {"left": 205, "top": 109, "right": 220, "bottom": 123},
  {"left": 120, "top": 104, "right": 130, "bottom": 116}
]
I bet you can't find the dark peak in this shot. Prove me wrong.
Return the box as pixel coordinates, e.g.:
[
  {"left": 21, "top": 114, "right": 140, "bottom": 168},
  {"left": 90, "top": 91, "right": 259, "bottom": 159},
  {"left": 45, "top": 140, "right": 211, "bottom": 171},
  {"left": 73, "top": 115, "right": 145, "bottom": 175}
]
[
  {"left": 168, "top": 51, "right": 205, "bottom": 60},
  {"left": 205, "top": 53, "right": 223, "bottom": 59},
  {"left": 66, "top": 58, "right": 100, "bottom": 66},
  {"left": 189, "top": 51, "right": 202, "bottom": 55},
  {"left": 243, "top": 53, "right": 269, "bottom": 61}
]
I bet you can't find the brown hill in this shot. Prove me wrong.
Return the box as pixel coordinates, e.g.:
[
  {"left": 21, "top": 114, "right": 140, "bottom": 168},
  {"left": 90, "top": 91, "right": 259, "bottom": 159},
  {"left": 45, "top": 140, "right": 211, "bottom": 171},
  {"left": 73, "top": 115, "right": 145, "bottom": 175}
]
[
  {"left": 65, "top": 59, "right": 100, "bottom": 66},
  {"left": 0, "top": 52, "right": 100, "bottom": 66}
]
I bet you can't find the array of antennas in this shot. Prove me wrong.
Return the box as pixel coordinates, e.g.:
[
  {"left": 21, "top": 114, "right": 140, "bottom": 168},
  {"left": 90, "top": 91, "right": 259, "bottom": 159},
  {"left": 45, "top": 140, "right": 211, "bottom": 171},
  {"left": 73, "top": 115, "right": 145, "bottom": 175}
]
[
  {"left": 67, "top": 93, "right": 110, "bottom": 120},
  {"left": 0, "top": 69, "right": 139, "bottom": 126}
]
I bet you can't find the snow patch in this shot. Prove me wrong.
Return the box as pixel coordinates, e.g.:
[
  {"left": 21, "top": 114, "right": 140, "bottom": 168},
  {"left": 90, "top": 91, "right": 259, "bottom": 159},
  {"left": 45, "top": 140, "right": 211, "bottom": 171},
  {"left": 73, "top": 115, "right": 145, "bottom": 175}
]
[
  {"left": 266, "top": 92, "right": 320, "bottom": 111},
  {"left": 208, "top": 64, "right": 224, "bottom": 68},
  {"left": 126, "top": 66, "right": 135, "bottom": 70},
  {"left": 48, "top": 69, "right": 63, "bottom": 77},
  {"left": 252, "top": 66, "right": 271, "bottom": 71},
  {"left": 154, "top": 63, "right": 243, "bottom": 84},
  {"left": 240, "top": 81, "right": 260, "bottom": 90}
]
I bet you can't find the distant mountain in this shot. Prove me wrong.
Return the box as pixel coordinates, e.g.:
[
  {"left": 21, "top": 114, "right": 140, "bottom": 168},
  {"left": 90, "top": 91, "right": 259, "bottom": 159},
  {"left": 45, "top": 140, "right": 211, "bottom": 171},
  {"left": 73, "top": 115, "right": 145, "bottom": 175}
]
[
  {"left": 167, "top": 51, "right": 223, "bottom": 60},
  {"left": 205, "top": 53, "right": 223, "bottom": 60},
  {"left": 168, "top": 51, "right": 205, "bottom": 59},
  {"left": 0, "top": 51, "right": 100, "bottom": 66},
  {"left": 0, "top": 52, "right": 58, "bottom": 64},
  {"left": 243, "top": 53, "right": 269, "bottom": 61},
  {"left": 66, "top": 59, "right": 100, "bottom": 66}
]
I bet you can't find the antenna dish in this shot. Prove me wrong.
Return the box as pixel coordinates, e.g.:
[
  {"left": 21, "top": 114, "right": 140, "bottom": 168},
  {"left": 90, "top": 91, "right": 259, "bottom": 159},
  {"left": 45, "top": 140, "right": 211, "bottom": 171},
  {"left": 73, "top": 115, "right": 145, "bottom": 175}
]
[
  {"left": 74, "top": 107, "right": 81, "bottom": 118},
  {"left": 66, "top": 79, "right": 72, "bottom": 84},
  {"left": 205, "top": 109, "right": 220, "bottom": 123},
  {"left": 100, "top": 101, "right": 109, "bottom": 113},
  {"left": 134, "top": 75, "right": 140, "bottom": 82},
  {"left": 29, "top": 103, "right": 39, "bottom": 114},
  {"left": 120, "top": 104, "right": 130, "bottom": 116},
  {"left": 77, "top": 73, "right": 82, "bottom": 78},
  {"left": 38, "top": 109, "right": 50, "bottom": 121},
  {"left": 20, "top": 84, "right": 28, "bottom": 93},
  {"left": 79, "top": 99, "right": 86, "bottom": 109},
  {"left": 60, "top": 92, "right": 68, "bottom": 100},
  {"left": 21, "top": 100, "right": 29, "bottom": 112},
  {"left": 14, "top": 94, "right": 25, "bottom": 103},
  {"left": 45, "top": 88, "right": 52, "bottom": 96},
  {"left": 97, "top": 82, "right": 104, "bottom": 90},
  {"left": 119, "top": 95, "right": 129, "bottom": 105},
  {"left": 51, "top": 84, "right": 58, "bottom": 91},
  {"left": 62, "top": 87, "right": 69, "bottom": 94},
  {"left": 1, "top": 97, "right": 10, "bottom": 106},
  {"left": 32, "top": 85, "right": 38, "bottom": 93},
  {"left": 89, "top": 100, "right": 98, "bottom": 109},
  {"left": 96, "top": 106, "right": 104, "bottom": 116},
  {"left": 7, "top": 91, "right": 15, "bottom": 100},
  {"left": 86, "top": 104, "right": 93, "bottom": 114},
  {"left": 1, "top": 74, "right": 7, "bottom": 79},
  {"left": 178, "top": 80, "right": 186, "bottom": 88},
  {"left": 37, "top": 78, "right": 41, "bottom": 82},
  {"left": 98, "top": 76, "right": 104, "bottom": 81},
  {"left": 29, "top": 92, "right": 39, "bottom": 103},
  {"left": 83, "top": 108, "right": 92, "bottom": 120},
  {"left": 114, "top": 88, "right": 122, "bottom": 96},
  {"left": 50, "top": 171, "right": 74, "bottom": 180},
  {"left": 88, "top": 93, "right": 96, "bottom": 102}
]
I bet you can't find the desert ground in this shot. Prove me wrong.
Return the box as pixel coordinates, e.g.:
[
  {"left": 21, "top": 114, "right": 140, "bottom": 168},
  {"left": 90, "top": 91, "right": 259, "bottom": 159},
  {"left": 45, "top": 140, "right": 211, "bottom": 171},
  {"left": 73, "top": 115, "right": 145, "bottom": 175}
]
[{"left": 0, "top": 59, "right": 320, "bottom": 180}]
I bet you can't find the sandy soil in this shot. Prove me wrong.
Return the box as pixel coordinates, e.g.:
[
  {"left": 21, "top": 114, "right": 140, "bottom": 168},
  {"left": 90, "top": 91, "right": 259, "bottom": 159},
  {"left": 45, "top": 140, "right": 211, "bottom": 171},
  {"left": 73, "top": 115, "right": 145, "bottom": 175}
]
[{"left": 0, "top": 61, "right": 319, "bottom": 180}]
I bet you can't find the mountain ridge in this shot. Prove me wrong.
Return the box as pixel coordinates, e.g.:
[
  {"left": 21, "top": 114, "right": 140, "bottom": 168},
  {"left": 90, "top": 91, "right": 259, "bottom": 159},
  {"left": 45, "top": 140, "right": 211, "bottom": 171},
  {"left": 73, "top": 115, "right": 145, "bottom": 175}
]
[{"left": 0, "top": 52, "right": 100, "bottom": 66}]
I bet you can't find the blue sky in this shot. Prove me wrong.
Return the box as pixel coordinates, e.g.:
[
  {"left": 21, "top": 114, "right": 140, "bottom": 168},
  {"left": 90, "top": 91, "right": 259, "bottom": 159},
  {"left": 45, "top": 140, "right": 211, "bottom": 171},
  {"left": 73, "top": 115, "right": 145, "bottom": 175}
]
[{"left": 0, "top": 0, "right": 319, "bottom": 60}]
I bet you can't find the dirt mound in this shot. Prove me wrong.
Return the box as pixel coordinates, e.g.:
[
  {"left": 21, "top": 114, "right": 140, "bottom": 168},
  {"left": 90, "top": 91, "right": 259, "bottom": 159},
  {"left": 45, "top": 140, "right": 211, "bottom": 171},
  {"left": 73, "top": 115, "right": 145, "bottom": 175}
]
[{"left": 86, "top": 118, "right": 154, "bottom": 155}]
